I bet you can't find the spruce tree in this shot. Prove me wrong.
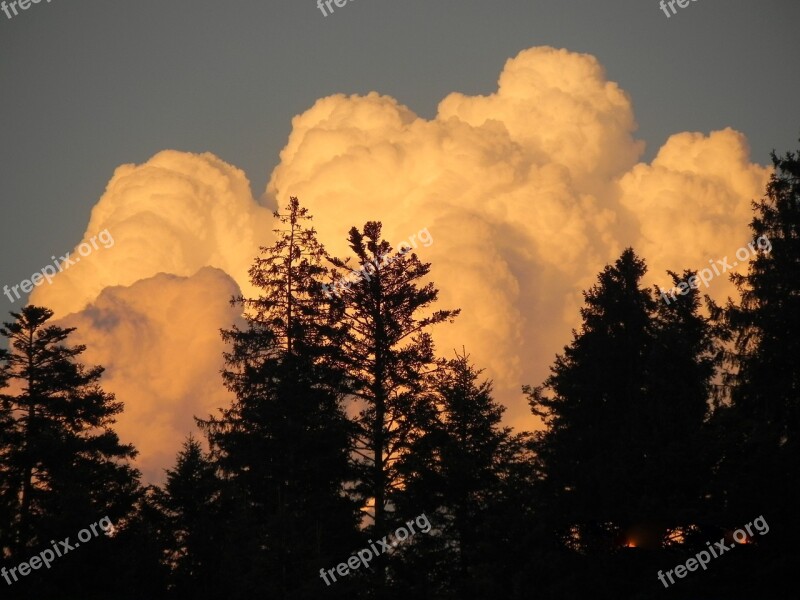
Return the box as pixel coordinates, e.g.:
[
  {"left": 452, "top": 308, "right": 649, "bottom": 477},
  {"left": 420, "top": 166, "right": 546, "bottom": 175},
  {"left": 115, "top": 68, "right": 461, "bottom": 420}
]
[
  {"left": 646, "top": 268, "right": 721, "bottom": 541},
  {"left": 528, "top": 249, "right": 656, "bottom": 552},
  {"left": 0, "top": 354, "right": 12, "bottom": 556},
  {"left": 528, "top": 250, "right": 718, "bottom": 554},
  {"left": 198, "top": 197, "right": 359, "bottom": 599},
  {"left": 326, "top": 221, "right": 458, "bottom": 596},
  {"left": 394, "top": 351, "right": 533, "bottom": 598},
  {"left": 331, "top": 222, "right": 459, "bottom": 537},
  {"left": 151, "top": 436, "right": 223, "bottom": 600},
  {"left": 712, "top": 145, "right": 800, "bottom": 554},
  {"left": 0, "top": 305, "right": 141, "bottom": 597}
]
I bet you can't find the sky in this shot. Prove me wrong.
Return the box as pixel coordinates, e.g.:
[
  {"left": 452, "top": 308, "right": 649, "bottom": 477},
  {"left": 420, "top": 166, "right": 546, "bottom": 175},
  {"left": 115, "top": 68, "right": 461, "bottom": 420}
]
[{"left": 1, "top": 0, "right": 798, "bottom": 481}]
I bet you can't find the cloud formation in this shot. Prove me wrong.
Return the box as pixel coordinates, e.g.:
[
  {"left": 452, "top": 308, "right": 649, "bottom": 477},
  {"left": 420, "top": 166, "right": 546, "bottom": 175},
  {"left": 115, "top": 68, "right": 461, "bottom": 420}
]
[
  {"left": 30, "top": 151, "right": 270, "bottom": 480},
  {"left": 266, "top": 46, "right": 770, "bottom": 431},
  {"left": 54, "top": 268, "right": 242, "bottom": 481},
  {"left": 28, "top": 47, "right": 771, "bottom": 481},
  {"left": 32, "top": 150, "right": 273, "bottom": 316}
]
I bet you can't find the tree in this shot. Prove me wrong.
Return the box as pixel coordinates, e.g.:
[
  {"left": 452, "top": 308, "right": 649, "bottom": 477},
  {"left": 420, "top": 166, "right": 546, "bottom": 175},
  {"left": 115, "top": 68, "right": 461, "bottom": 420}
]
[
  {"left": 528, "top": 249, "right": 656, "bottom": 553},
  {"left": 198, "top": 197, "right": 359, "bottom": 599},
  {"left": 326, "top": 221, "right": 458, "bottom": 595},
  {"left": 528, "top": 250, "right": 718, "bottom": 556},
  {"left": 0, "top": 305, "right": 141, "bottom": 597},
  {"left": 712, "top": 145, "right": 800, "bottom": 555},
  {"left": 151, "top": 436, "right": 223, "bottom": 600},
  {"left": 646, "top": 268, "right": 721, "bottom": 539},
  {"left": 331, "top": 222, "right": 459, "bottom": 537},
  {"left": 394, "top": 350, "right": 534, "bottom": 599},
  {"left": 0, "top": 348, "right": 12, "bottom": 556}
]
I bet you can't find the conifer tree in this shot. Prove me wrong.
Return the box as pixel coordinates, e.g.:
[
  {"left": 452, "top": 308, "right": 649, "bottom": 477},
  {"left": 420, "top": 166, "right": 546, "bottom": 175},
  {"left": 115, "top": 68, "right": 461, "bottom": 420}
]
[
  {"left": 394, "top": 351, "right": 533, "bottom": 598},
  {"left": 151, "top": 436, "right": 222, "bottom": 600},
  {"left": 646, "top": 268, "right": 721, "bottom": 540},
  {"left": 528, "top": 249, "right": 655, "bottom": 552},
  {"left": 0, "top": 355, "right": 12, "bottom": 556},
  {"left": 331, "top": 222, "right": 459, "bottom": 539},
  {"left": 0, "top": 305, "right": 140, "bottom": 597},
  {"left": 712, "top": 145, "right": 800, "bottom": 553},
  {"left": 528, "top": 250, "right": 718, "bottom": 554},
  {"left": 198, "top": 198, "right": 359, "bottom": 598}
]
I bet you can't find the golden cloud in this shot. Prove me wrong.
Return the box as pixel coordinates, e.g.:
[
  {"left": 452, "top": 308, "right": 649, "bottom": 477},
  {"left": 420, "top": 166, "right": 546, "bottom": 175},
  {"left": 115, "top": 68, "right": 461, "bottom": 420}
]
[{"left": 26, "top": 47, "right": 771, "bottom": 481}]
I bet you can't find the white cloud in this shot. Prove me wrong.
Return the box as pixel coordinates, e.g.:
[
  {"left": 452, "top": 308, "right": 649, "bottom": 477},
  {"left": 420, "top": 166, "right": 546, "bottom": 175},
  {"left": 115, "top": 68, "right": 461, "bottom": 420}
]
[{"left": 24, "top": 47, "right": 771, "bottom": 480}]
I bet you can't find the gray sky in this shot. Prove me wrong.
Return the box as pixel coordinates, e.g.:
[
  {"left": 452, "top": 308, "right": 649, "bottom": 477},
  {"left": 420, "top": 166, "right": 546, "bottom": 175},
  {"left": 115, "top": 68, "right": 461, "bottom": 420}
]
[{"left": 1, "top": 0, "right": 798, "bottom": 306}]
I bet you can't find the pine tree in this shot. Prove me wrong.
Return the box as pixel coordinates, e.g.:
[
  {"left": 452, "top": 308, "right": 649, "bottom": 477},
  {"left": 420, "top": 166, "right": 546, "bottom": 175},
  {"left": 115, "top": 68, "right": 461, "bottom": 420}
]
[
  {"left": 198, "top": 198, "right": 359, "bottom": 599},
  {"left": 0, "top": 354, "right": 12, "bottom": 556},
  {"left": 327, "top": 221, "right": 458, "bottom": 595},
  {"left": 394, "top": 350, "right": 533, "bottom": 598},
  {"left": 528, "top": 250, "right": 718, "bottom": 554},
  {"left": 528, "top": 249, "right": 655, "bottom": 552},
  {"left": 151, "top": 436, "right": 222, "bottom": 600},
  {"left": 712, "top": 145, "right": 800, "bottom": 553},
  {"left": 0, "top": 305, "right": 141, "bottom": 597},
  {"left": 646, "top": 268, "right": 721, "bottom": 542},
  {"left": 331, "top": 222, "right": 459, "bottom": 537}
]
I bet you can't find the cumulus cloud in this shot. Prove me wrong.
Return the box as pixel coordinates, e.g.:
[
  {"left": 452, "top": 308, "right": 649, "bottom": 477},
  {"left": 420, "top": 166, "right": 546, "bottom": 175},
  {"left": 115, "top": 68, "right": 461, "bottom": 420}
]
[
  {"left": 619, "top": 128, "right": 771, "bottom": 298},
  {"left": 267, "top": 46, "right": 769, "bottom": 431},
  {"left": 23, "top": 46, "right": 771, "bottom": 481},
  {"left": 29, "top": 151, "right": 271, "bottom": 481},
  {"left": 31, "top": 149, "right": 273, "bottom": 316},
  {"left": 57, "top": 268, "right": 242, "bottom": 482}
]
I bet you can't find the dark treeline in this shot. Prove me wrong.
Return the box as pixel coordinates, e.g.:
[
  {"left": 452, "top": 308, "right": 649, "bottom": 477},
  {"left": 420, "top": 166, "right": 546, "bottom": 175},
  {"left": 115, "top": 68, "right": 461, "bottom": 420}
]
[{"left": 0, "top": 147, "right": 798, "bottom": 599}]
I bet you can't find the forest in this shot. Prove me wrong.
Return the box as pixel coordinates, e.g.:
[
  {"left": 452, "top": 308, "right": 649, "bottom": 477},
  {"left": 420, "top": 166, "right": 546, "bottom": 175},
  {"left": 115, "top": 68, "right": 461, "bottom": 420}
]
[{"left": 0, "top": 146, "right": 798, "bottom": 600}]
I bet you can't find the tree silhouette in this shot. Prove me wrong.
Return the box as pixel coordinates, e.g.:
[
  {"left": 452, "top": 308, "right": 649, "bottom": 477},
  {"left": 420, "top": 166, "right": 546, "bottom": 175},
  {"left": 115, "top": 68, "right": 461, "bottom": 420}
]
[
  {"left": 526, "top": 249, "right": 720, "bottom": 600},
  {"left": 199, "top": 198, "right": 360, "bottom": 598},
  {"left": 528, "top": 249, "right": 657, "bottom": 552},
  {"left": 329, "top": 221, "right": 458, "bottom": 590},
  {"left": 0, "top": 305, "right": 140, "bottom": 598},
  {"left": 151, "top": 435, "right": 223, "bottom": 600},
  {"left": 711, "top": 144, "right": 800, "bottom": 566},
  {"left": 394, "top": 350, "right": 533, "bottom": 599},
  {"left": 331, "top": 222, "right": 458, "bottom": 526}
]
